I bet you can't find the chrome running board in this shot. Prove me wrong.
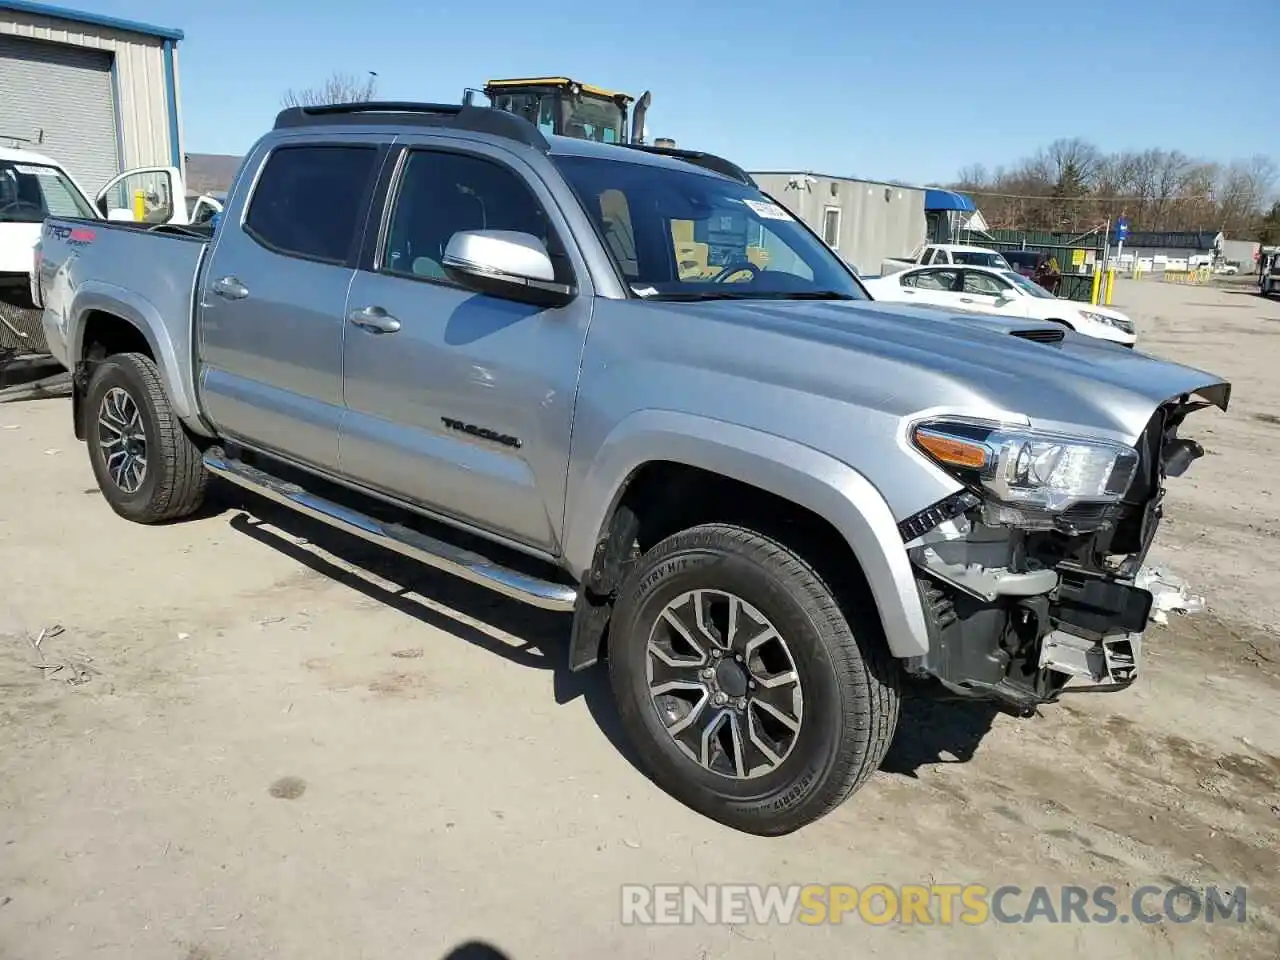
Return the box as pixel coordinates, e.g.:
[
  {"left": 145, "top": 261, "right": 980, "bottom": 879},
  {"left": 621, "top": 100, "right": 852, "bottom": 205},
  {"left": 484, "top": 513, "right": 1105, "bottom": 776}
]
[{"left": 202, "top": 448, "right": 578, "bottom": 612}]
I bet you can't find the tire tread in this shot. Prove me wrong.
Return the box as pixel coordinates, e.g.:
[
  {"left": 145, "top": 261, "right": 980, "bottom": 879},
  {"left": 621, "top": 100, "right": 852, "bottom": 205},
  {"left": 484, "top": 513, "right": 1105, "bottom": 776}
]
[
  {"left": 611, "top": 521, "right": 901, "bottom": 834},
  {"left": 87, "top": 351, "right": 207, "bottom": 523}
]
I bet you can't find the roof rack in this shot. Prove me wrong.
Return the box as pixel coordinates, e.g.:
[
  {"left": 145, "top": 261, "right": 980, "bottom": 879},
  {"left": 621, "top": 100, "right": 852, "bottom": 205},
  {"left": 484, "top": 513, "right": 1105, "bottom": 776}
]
[
  {"left": 272, "top": 101, "right": 550, "bottom": 152},
  {"left": 622, "top": 143, "right": 754, "bottom": 186}
]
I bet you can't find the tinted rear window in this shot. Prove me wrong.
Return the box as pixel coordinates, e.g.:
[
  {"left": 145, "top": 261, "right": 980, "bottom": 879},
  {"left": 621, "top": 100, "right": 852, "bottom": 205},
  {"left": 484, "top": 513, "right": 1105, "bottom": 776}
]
[{"left": 244, "top": 145, "right": 379, "bottom": 263}]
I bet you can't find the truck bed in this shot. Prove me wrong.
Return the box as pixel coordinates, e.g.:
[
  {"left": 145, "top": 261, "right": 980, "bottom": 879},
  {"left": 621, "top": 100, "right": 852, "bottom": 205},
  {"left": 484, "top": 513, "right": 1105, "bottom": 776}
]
[{"left": 36, "top": 216, "right": 213, "bottom": 426}]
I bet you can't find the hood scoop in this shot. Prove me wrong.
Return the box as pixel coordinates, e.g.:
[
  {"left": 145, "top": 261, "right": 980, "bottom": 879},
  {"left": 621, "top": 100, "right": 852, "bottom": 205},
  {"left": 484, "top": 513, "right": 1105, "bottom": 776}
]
[{"left": 1009, "top": 327, "right": 1065, "bottom": 344}]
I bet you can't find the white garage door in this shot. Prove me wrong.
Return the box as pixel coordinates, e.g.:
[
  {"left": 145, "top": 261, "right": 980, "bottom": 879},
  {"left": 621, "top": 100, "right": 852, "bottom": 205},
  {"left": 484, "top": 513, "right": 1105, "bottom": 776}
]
[{"left": 0, "top": 35, "right": 120, "bottom": 195}]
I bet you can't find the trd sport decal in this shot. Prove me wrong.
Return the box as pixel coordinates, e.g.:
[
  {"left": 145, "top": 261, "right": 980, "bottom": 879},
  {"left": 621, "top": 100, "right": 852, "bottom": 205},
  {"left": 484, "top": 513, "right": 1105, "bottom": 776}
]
[
  {"left": 43, "top": 223, "right": 97, "bottom": 247},
  {"left": 441, "top": 417, "right": 522, "bottom": 449}
]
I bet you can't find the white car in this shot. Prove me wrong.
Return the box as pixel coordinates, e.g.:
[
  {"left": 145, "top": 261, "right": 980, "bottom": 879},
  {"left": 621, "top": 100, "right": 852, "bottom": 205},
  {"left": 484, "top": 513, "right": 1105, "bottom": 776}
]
[
  {"left": 2, "top": 146, "right": 222, "bottom": 356},
  {"left": 860, "top": 263, "right": 1137, "bottom": 347},
  {"left": 2, "top": 145, "right": 220, "bottom": 283},
  {"left": 879, "top": 242, "right": 1014, "bottom": 276}
]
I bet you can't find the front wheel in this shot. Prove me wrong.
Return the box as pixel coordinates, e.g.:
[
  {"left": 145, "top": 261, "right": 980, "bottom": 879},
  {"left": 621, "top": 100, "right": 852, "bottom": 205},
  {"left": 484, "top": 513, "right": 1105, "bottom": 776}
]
[
  {"left": 85, "top": 351, "right": 208, "bottom": 523},
  {"left": 608, "top": 523, "right": 900, "bottom": 835}
]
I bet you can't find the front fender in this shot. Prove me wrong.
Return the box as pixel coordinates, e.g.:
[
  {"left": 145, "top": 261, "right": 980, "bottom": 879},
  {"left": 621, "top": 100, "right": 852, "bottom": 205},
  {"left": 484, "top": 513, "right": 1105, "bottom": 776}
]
[
  {"left": 68, "top": 282, "right": 205, "bottom": 431},
  {"left": 564, "top": 409, "right": 930, "bottom": 658}
]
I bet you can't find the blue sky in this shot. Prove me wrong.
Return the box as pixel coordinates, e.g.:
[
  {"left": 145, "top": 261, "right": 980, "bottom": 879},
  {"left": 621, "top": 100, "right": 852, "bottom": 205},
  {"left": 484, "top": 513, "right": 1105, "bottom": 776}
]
[{"left": 83, "top": 0, "right": 1278, "bottom": 184}]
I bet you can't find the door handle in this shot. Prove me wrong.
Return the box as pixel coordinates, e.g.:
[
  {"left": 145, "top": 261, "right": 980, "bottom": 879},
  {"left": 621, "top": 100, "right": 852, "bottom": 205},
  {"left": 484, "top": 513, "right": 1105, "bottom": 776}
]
[
  {"left": 347, "top": 305, "right": 402, "bottom": 334},
  {"left": 211, "top": 276, "right": 249, "bottom": 300},
  {"left": 959, "top": 296, "right": 976, "bottom": 303}
]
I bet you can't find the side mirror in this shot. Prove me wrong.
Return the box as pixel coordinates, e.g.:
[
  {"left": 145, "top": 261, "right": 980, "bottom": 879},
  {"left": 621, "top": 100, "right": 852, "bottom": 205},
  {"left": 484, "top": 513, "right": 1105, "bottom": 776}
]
[
  {"left": 442, "top": 230, "right": 575, "bottom": 308},
  {"left": 106, "top": 207, "right": 137, "bottom": 222}
]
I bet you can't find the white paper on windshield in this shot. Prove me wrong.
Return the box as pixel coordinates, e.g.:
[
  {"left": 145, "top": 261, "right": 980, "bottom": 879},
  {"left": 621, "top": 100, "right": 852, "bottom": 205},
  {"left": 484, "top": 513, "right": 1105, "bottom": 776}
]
[
  {"left": 741, "top": 198, "right": 790, "bottom": 220},
  {"left": 12, "top": 164, "right": 50, "bottom": 175}
]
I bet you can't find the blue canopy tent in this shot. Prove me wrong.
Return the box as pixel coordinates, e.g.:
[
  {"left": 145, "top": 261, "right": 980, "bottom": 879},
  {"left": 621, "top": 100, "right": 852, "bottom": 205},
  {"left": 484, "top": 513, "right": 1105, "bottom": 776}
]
[{"left": 925, "top": 189, "right": 984, "bottom": 242}]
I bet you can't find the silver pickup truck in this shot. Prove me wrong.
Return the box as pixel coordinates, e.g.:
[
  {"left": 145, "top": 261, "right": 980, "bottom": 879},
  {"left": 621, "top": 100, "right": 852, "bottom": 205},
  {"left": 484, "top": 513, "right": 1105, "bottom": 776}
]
[{"left": 33, "top": 101, "right": 1230, "bottom": 836}]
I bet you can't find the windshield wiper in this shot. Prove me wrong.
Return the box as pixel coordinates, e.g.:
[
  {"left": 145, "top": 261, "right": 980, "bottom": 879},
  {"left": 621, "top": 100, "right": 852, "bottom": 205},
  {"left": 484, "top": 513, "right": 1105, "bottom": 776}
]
[
  {"left": 757, "top": 290, "right": 858, "bottom": 300},
  {"left": 637, "top": 290, "right": 761, "bottom": 301},
  {"left": 636, "top": 289, "right": 858, "bottom": 302}
]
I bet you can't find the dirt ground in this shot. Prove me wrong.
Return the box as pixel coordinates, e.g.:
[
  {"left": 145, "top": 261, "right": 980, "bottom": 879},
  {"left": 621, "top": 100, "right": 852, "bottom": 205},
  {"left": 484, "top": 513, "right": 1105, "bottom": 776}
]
[{"left": 2, "top": 278, "right": 1278, "bottom": 960}]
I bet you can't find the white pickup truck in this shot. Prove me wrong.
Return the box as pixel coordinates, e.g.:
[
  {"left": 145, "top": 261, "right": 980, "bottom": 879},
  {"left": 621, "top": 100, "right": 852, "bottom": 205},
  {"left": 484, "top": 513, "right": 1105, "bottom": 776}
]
[
  {"left": 1, "top": 146, "right": 221, "bottom": 357},
  {"left": 879, "top": 242, "right": 1012, "bottom": 277}
]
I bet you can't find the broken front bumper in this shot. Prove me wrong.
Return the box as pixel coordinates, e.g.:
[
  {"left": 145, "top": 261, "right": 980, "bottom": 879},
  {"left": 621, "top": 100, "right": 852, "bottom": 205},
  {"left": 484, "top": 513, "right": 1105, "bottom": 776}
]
[
  {"left": 895, "top": 388, "right": 1229, "bottom": 709},
  {"left": 904, "top": 541, "right": 1155, "bottom": 709},
  {"left": 1039, "top": 629, "right": 1141, "bottom": 688}
]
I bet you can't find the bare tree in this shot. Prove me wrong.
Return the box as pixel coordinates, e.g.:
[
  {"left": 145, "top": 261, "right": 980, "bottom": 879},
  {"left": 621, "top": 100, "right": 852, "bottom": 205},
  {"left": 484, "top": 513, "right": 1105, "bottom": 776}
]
[
  {"left": 954, "top": 164, "right": 989, "bottom": 190},
  {"left": 1043, "top": 137, "right": 1102, "bottom": 190},
  {"left": 949, "top": 140, "right": 1276, "bottom": 234},
  {"left": 1216, "top": 155, "right": 1279, "bottom": 235},
  {"left": 282, "top": 71, "right": 378, "bottom": 108}
]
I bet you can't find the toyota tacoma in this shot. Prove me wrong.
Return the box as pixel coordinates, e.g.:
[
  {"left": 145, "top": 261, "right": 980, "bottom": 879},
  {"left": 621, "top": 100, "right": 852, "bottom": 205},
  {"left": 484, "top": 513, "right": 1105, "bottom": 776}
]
[{"left": 33, "top": 101, "right": 1230, "bottom": 835}]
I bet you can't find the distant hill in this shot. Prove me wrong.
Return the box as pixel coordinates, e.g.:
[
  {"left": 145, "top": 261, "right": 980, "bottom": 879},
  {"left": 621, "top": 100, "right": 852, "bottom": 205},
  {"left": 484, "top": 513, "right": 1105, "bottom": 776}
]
[{"left": 184, "top": 153, "right": 243, "bottom": 195}]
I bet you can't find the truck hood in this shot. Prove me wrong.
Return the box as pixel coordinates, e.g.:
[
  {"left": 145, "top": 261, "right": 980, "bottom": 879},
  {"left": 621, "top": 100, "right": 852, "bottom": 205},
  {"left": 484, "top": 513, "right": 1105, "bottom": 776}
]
[
  {"left": 676, "top": 298, "right": 1230, "bottom": 442},
  {"left": 0, "top": 223, "right": 41, "bottom": 275}
]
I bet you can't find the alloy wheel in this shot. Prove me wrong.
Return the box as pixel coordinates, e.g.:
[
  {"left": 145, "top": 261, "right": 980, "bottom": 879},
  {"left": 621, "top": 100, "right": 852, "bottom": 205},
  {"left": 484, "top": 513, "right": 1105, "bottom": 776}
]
[
  {"left": 97, "top": 386, "right": 148, "bottom": 494},
  {"left": 646, "top": 589, "right": 804, "bottom": 779}
]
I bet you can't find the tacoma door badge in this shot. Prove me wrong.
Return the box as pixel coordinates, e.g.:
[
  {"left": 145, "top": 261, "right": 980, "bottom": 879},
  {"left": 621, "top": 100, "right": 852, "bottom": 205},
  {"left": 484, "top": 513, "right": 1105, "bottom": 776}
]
[{"left": 441, "top": 417, "right": 522, "bottom": 449}]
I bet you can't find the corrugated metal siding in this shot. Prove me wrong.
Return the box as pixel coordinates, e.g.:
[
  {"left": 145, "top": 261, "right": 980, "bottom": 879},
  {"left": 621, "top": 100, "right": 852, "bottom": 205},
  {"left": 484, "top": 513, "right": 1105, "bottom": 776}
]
[
  {"left": 110, "top": 39, "right": 169, "bottom": 168},
  {"left": 753, "top": 172, "right": 927, "bottom": 274},
  {"left": 0, "top": 34, "right": 117, "bottom": 190},
  {"left": 0, "top": 9, "right": 175, "bottom": 185}
]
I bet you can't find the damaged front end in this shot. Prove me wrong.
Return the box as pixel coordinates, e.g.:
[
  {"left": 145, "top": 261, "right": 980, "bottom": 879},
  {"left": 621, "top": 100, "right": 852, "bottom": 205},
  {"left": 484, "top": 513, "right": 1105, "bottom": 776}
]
[{"left": 899, "top": 383, "right": 1229, "bottom": 711}]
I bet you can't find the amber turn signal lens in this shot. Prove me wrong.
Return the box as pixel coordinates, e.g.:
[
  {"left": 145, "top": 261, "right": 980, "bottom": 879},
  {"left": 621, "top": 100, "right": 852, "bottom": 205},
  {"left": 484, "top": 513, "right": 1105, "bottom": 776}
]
[{"left": 914, "top": 428, "right": 988, "bottom": 469}]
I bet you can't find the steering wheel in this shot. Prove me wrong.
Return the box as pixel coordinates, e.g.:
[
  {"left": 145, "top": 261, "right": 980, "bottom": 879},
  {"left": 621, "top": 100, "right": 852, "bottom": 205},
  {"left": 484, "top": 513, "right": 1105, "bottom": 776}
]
[
  {"left": 0, "top": 199, "right": 45, "bottom": 217},
  {"left": 710, "top": 259, "right": 761, "bottom": 284}
]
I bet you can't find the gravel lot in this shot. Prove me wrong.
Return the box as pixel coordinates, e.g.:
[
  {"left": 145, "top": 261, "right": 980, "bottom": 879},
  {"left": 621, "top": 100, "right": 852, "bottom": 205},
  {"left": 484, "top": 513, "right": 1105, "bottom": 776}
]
[{"left": 2, "top": 278, "right": 1278, "bottom": 959}]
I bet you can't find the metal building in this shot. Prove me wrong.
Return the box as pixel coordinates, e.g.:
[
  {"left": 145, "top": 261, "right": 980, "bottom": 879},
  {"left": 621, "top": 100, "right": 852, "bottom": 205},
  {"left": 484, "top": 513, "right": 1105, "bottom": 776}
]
[
  {"left": 0, "top": 1, "right": 183, "bottom": 194},
  {"left": 750, "top": 171, "right": 928, "bottom": 274}
]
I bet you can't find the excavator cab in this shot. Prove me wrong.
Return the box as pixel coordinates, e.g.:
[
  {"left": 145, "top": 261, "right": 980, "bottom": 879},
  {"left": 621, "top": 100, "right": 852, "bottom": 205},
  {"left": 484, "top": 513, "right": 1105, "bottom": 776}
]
[{"left": 471, "top": 77, "right": 650, "bottom": 145}]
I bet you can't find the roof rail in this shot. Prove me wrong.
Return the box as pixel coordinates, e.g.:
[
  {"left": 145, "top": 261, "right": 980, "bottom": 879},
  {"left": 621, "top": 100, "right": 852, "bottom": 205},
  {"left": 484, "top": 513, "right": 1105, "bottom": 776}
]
[
  {"left": 272, "top": 101, "right": 550, "bottom": 152},
  {"left": 622, "top": 143, "right": 754, "bottom": 186}
]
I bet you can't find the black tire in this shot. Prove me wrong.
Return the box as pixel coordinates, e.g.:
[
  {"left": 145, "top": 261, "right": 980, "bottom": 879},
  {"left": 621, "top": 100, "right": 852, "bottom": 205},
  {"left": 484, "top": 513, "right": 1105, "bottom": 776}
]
[
  {"left": 85, "top": 351, "right": 208, "bottom": 523},
  {"left": 608, "top": 523, "right": 900, "bottom": 835}
]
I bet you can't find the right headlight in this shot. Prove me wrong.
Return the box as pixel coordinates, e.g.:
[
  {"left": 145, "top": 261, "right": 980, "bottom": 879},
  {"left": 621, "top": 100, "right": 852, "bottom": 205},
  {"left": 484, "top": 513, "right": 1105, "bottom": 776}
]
[{"left": 910, "top": 418, "right": 1140, "bottom": 531}]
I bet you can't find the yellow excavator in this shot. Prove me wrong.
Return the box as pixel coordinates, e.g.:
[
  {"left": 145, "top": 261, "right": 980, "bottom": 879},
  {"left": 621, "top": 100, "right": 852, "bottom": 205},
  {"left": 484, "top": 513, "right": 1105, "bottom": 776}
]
[{"left": 464, "top": 76, "right": 652, "bottom": 145}]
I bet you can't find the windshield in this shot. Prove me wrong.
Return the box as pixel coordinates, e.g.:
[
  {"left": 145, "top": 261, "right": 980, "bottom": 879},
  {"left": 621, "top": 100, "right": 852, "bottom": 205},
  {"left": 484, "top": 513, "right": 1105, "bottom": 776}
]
[
  {"left": 952, "top": 250, "right": 1012, "bottom": 269},
  {"left": 564, "top": 96, "right": 625, "bottom": 143},
  {"left": 489, "top": 92, "right": 558, "bottom": 138},
  {"left": 0, "top": 160, "right": 96, "bottom": 222},
  {"left": 1001, "top": 270, "right": 1058, "bottom": 299},
  {"left": 555, "top": 155, "right": 867, "bottom": 301}
]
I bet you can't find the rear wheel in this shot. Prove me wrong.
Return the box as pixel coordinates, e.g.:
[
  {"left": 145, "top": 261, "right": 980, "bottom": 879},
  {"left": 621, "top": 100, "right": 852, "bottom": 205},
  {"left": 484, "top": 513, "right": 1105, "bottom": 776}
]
[
  {"left": 608, "top": 523, "right": 900, "bottom": 835},
  {"left": 85, "top": 351, "right": 208, "bottom": 523}
]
